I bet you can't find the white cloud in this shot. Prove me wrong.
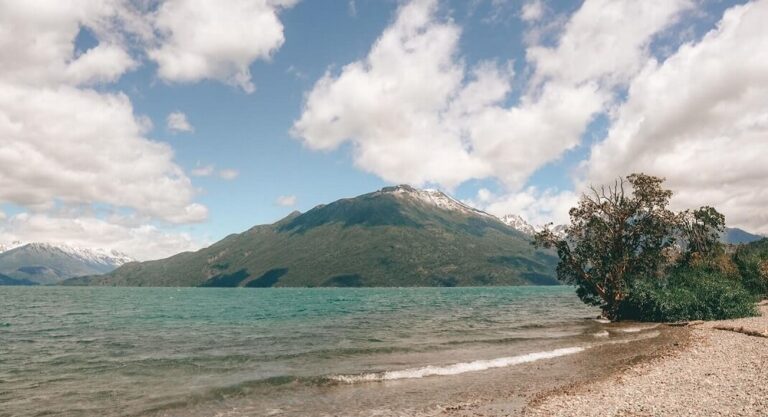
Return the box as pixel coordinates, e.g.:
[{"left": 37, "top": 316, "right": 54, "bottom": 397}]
[
  {"left": 0, "top": 1, "right": 139, "bottom": 87},
  {"left": 585, "top": 0, "right": 768, "bottom": 233},
  {"left": 293, "top": 0, "right": 691, "bottom": 192},
  {"left": 527, "top": 0, "right": 692, "bottom": 87},
  {"left": 218, "top": 169, "right": 240, "bottom": 180},
  {"left": 166, "top": 111, "right": 194, "bottom": 132},
  {"left": 148, "top": 0, "right": 297, "bottom": 93},
  {"left": 521, "top": 0, "right": 544, "bottom": 22},
  {"left": 469, "top": 187, "right": 578, "bottom": 227},
  {"left": 0, "top": 83, "right": 206, "bottom": 223},
  {"left": 0, "top": 212, "right": 207, "bottom": 261},
  {"left": 191, "top": 164, "right": 215, "bottom": 177},
  {"left": 189, "top": 165, "right": 239, "bottom": 181},
  {"left": 0, "top": 0, "right": 208, "bottom": 266},
  {"left": 275, "top": 195, "right": 297, "bottom": 207}
]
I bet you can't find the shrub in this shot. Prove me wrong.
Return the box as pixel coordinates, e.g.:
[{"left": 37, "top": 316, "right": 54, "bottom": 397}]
[
  {"left": 733, "top": 239, "right": 768, "bottom": 297},
  {"left": 618, "top": 266, "right": 757, "bottom": 322}
]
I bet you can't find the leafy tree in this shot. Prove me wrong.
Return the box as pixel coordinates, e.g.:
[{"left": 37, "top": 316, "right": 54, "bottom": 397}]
[
  {"left": 678, "top": 206, "right": 726, "bottom": 261},
  {"left": 533, "top": 173, "right": 725, "bottom": 320}
]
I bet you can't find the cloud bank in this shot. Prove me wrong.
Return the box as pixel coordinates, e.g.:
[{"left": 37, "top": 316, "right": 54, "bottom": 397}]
[
  {"left": 293, "top": 0, "right": 691, "bottom": 190},
  {"left": 294, "top": 0, "right": 768, "bottom": 233},
  {"left": 0, "top": 0, "right": 296, "bottom": 257}
]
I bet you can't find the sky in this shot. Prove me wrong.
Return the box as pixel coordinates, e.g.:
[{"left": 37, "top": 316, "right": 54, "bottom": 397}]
[{"left": 1, "top": 0, "right": 767, "bottom": 260}]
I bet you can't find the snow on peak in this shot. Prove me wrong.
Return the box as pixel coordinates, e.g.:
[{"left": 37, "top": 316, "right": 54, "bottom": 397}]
[
  {"left": 380, "top": 185, "right": 494, "bottom": 218},
  {"left": 0, "top": 242, "right": 135, "bottom": 266},
  {"left": 0, "top": 240, "right": 24, "bottom": 253},
  {"left": 550, "top": 224, "right": 568, "bottom": 239},
  {"left": 499, "top": 214, "right": 537, "bottom": 235},
  {"left": 497, "top": 214, "right": 568, "bottom": 238}
]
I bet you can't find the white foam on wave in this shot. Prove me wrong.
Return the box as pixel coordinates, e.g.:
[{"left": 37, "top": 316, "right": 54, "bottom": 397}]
[
  {"left": 599, "top": 330, "right": 660, "bottom": 346},
  {"left": 330, "top": 347, "right": 585, "bottom": 383},
  {"left": 616, "top": 324, "right": 660, "bottom": 333}
]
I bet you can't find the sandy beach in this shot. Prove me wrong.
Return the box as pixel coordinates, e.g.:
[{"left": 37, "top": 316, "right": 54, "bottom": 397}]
[{"left": 519, "top": 304, "right": 768, "bottom": 417}]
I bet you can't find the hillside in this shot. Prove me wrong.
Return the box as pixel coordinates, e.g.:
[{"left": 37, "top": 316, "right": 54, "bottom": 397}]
[
  {"left": 0, "top": 273, "right": 38, "bottom": 286},
  {"left": 723, "top": 227, "right": 764, "bottom": 244},
  {"left": 0, "top": 243, "right": 134, "bottom": 285},
  {"left": 66, "top": 185, "right": 559, "bottom": 287}
]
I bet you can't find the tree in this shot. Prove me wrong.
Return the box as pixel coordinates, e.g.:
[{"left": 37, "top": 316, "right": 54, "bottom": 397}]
[
  {"left": 534, "top": 174, "right": 686, "bottom": 320},
  {"left": 678, "top": 206, "right": 725, "bottom": 260}
]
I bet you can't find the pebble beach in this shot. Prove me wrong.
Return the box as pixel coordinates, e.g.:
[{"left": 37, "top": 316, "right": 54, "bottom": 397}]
[{"left": 523, "top": 303, "right": 768, "bottom": 417}]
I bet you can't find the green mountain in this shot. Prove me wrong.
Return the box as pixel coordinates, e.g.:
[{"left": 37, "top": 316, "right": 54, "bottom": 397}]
[
  {"left": 0, "top": 273, "right": 38, "bottom": 286},
  {"left": 65, "top": 185, "right": 559, "bottom": 287},
  {"left": 722, "top": 227, "right": 764, "bottom": 244}
]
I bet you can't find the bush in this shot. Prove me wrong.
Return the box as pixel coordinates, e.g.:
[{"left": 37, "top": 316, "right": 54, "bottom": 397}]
[
  {"left": 733, "top": 239, "right": 768, "bottom": 297},
  {"left": 618, "top": 267, "right": 757, "bottom": 322}
]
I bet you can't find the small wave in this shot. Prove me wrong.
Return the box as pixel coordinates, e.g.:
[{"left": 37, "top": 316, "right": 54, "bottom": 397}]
[
  {"left": 329, "top": 346, "right": 585, "bottom": 383},
  {"left": 592, "top": 331, "right": 609, "bottom": 338},
  {"left": 615, "top": 324, "right": 660, "bottom": 333},
  {"left": 599, "top": 330, "right": 660, "bottom": 346}
]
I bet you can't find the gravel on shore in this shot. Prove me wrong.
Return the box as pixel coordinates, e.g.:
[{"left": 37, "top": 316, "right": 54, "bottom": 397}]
[{"left": 523, "top": 305, "right": 768, "bottom": 417}]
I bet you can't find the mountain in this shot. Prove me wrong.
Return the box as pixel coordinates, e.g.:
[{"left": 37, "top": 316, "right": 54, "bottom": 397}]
[
  {"left": 0, "top": 273, "right": 38, "bottom": 286},
  {"left": 498, "top": 214, "right": 569, "bottom": 239},
  {"left": 65, "top": 185, "right": 559, "bottom": 287},
  {"left": 0, "top": 243, "right": 134, "bottom": 285},
  {"left": 722, "top": 227, "right": 764, "bottom": 244},
  {"left": 499, "top": 214, "right": 536, "bottom": 235},
  {"left": 499, "top": 215, "right": 761, "bottom": 245}
]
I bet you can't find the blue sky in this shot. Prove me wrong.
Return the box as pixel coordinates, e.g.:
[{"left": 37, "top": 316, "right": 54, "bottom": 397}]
[{"left": 1, "top": 0, "right": 766, "bottom": 259}]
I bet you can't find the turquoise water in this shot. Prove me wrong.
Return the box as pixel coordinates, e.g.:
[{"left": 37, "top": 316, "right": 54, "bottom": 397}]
[{"left": 0, "top": 286, "right": 605, "bottom": 416}]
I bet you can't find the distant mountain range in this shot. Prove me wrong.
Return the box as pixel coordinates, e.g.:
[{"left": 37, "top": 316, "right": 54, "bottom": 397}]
[
  {"left": 0, "top": 243, "right": 133, "bottom": 285},
  {"left": 8, "top": 185, "right": 763, "bottom": 288},
  {"left": 497, "top": 212, "right": 763, "bottom": 246},
  {"left": 64, "top": 185, "right": 560, "bottom": 287}
]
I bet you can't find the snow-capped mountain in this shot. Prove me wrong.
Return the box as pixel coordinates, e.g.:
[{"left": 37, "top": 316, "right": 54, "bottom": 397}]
[
  {"left": 550, "top": 224, "right": 568, "bottom": 239},
  {"left": 497, "top": 213, "right": 569, "bottom": 239},
  {"left": 499, "top": 214, "right": 537, "bottom": 235},
  {"left": 380, "top": 186, "right": 562, "bottom": 238},
  {"left": 0, "top": 242, "right": 134, "bottom": 266},
  {"left": 0, "top": 240, "right": 24, "bottom": 253},
  {"left": 380, "top": 185, "right": 495, "bottom": 218},
  {"left": 0, "top": 242, "right": 135, "bottom": 285}
]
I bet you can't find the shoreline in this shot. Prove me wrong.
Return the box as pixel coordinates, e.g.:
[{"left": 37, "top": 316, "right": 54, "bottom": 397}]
[
  {"left": 520, "top": 304, "right": 768, "bottom": 417},
  {"left": 435, "top": 322, "right": 691, "bottom": 417},
  {"left": 439, "top": 304, "right": 767, "bottom": 417}
]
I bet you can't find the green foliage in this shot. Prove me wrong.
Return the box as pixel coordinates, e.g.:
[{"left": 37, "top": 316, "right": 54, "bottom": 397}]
[
  {"left": 733, "top": 238, "right": 768, "bottom": 297},
  {"left": 678, "top": 206, "right": 726, "bottom": 262},
  {"left": 533, "top": 173, "right": 755, "bottom": 321},
  {"left": 534, "top": 174, "right": 681, "bottom": 319},
  {"left": 618, "top": 266, "right": 757, "bottom": 322}
]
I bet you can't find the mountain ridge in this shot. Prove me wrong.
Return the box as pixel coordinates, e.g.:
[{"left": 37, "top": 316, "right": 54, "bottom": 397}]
[
  {"left": 0, "top": 242, "right": 134, "bottom": 285},
  {"left": 65, "top": 185, "right": 558, "bottom": 287}
]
